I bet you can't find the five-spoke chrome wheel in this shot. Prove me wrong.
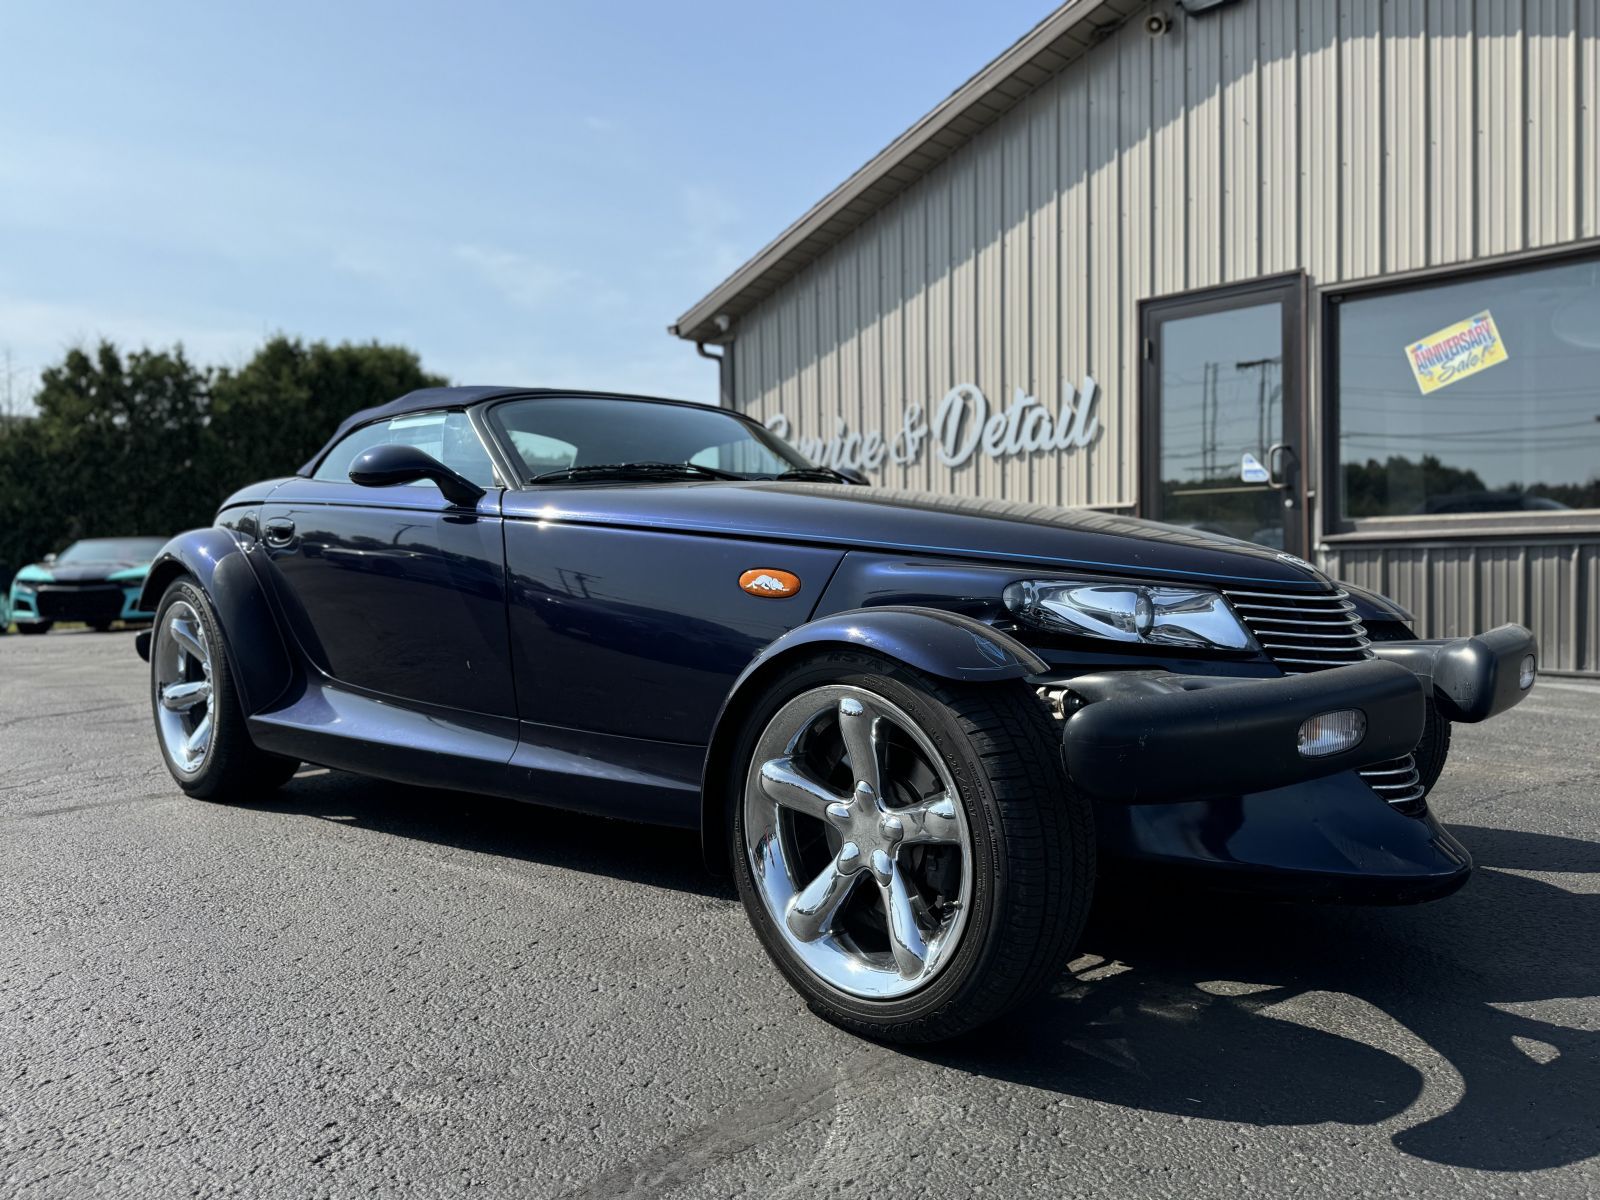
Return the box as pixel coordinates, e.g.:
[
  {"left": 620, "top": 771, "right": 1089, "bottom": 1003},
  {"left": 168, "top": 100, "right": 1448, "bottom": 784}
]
[
  {"left": 153, "top": 599, "right": 215, "bottom": 775},
  {"left": 743, "top": 684, "right": 973, "bottom": 1000}
]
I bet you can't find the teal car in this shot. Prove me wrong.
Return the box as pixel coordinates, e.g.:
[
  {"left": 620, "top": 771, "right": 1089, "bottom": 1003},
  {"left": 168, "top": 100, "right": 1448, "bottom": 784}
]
[{"left": 8, "top": 537, "right": 168, "bottom": 634}]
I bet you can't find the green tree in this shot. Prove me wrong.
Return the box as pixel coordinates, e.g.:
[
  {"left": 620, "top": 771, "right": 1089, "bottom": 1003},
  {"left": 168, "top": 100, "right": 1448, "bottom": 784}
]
[
  {"left": 206, "top": 337, "right": 445, "bottom": 496},
  {"left": 33, "top": 342, "right": 212, "bottom": 537},
  {"left": 0, "top": 336, "right": 445, "bottom": 582}
]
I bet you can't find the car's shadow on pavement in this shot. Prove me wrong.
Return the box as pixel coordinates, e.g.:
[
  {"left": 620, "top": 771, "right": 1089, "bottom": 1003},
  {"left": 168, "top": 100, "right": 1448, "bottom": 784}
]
[
  {"left": 255, "top": 772, "right": 1599, "bottom": 1174},
  {"left": 926, "top": 823, "right": 1600, "bottom": 1174},
  {"left": 252, "top": 767, "right": 734, "bottom": 900}
]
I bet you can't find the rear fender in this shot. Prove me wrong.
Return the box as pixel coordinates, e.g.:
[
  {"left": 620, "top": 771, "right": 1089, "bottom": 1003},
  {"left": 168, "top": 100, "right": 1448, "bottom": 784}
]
[
  {"left": 138, "top": 528, "right": 295, "bottom": 714},
  {"left": 698, "top": 605, "right": 1046, "bottom": 870}
]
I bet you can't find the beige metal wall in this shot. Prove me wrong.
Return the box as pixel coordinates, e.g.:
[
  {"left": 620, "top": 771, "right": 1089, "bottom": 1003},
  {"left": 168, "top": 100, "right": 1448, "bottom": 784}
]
[{"left": 726, "top": 0, "right": 1600, "bottom": 670}]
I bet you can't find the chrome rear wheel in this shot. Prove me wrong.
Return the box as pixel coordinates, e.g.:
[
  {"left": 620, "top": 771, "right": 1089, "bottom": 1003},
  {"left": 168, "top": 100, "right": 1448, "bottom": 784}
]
[{"left": 743, "top": 684, "right": 974, "bottom": 1000}]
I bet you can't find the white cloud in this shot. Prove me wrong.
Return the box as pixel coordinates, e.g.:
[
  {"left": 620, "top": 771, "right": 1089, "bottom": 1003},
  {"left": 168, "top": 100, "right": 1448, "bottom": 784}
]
[{"left": 453, "top": 244, "right": 585, "bottom": 311}]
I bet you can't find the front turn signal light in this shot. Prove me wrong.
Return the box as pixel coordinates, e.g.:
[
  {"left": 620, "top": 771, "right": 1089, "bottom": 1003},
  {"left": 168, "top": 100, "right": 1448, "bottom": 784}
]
[{"left": 1297, "top": 709, "right": 1367, "bottom": 758}]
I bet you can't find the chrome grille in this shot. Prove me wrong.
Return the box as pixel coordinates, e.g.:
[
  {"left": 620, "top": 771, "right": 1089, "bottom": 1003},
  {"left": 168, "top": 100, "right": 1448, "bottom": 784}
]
[
  {"left": 1220, "top": 588, "right": 1371, "bottom": 671},
  {"left": 1222, "top": 585, "right": 1426, "bottom": 811}
]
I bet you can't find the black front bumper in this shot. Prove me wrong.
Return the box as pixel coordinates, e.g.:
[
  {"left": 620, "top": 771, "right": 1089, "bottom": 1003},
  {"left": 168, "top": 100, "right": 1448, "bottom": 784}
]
[{"left": 1049, "top": 624, "right": 1536, "bottom": 903}]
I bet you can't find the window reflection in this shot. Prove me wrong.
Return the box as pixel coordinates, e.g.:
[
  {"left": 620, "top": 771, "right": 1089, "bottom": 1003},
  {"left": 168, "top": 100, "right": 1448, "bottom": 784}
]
[{"left": 1336, "top": 257, "right": 1600, "bottom": 519}]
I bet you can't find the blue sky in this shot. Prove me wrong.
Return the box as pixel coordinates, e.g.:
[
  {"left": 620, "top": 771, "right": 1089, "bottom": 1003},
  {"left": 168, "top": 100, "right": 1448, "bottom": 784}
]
[{"left": 0, "top": 1, "right": 1055, "bottom": 408}]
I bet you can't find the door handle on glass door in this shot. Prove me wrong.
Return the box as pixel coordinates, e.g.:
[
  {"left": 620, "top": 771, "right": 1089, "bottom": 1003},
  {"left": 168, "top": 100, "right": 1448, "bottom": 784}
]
[{"left": 1266, "top": 444, "right": 1298, "bottom": 508}]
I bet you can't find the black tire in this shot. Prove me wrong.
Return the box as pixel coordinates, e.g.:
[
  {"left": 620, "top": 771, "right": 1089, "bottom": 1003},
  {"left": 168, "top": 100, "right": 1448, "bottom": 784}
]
[
  {"left": 17, "top": 622, "right": 51, "bottom": 635},
  {"left": 729, "top": 650, "right": 1094, "bottom": 1044},
  {"left": 1414, "top": 701, "right": 1453, "bottom": 796},
  {"left": 151, "top": 578, "right": 299, "bottom": 801},
  {"left": 90, "top": 620, "right": 115, "bottom": 633}
]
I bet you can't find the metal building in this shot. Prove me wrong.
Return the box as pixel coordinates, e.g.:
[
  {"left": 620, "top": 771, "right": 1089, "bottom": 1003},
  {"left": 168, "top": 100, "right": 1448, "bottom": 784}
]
[{"left": 671, "top": 0, "right": 1600, "bottom": 675}]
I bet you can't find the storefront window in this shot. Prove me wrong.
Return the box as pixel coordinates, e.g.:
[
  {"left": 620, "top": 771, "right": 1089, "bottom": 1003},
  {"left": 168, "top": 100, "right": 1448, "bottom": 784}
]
[{"left": 1334, "top": 254, "right": 1600, "bottom": 521}]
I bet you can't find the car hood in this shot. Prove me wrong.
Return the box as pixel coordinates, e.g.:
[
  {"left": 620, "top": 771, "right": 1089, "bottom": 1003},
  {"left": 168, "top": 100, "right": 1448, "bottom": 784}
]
[
  {"left": 16, "top": 560, "right": 151, "bottom": 584},
  {"left": 501, "top": 480, "right": 1330, "bottom": 589}
]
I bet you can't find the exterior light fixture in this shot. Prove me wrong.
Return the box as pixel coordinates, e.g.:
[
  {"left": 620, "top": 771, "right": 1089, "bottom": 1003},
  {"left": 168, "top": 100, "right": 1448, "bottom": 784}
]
[{"left": 1297, "top": 710, "right": 1367, "bottom": 758}]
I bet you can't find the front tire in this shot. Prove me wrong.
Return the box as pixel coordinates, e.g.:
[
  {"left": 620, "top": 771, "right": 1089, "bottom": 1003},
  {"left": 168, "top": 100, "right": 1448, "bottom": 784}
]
[
  {"left": 150, "top": 578, "right": 298, "bottom": 800},
  {"left": 730, "top": 651, "right": 1094, "bottom": 1044},
  {"left": 17, "top": 622, "right": 51, "bottom": 635}
]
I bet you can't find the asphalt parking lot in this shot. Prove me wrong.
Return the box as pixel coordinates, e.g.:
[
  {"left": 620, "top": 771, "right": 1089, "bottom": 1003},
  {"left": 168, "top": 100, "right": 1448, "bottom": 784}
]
[{"left": 3, "top": 630, "right": 1598, "bottom": 1198}]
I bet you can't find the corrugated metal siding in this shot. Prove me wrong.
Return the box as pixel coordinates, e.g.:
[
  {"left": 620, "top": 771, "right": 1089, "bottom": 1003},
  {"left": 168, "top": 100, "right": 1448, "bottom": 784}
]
[
  {"left": 726, "top": 0, "right": 1599, "bottom": 671},
  {"left": 1323, "top": 538, "right": 1596, "bottom": 673}
]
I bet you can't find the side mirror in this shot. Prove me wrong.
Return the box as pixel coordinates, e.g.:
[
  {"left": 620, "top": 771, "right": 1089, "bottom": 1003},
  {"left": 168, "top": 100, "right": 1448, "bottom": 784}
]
[
  {"left": 42, "top": 553, "right": 57, "bottom": 565},
  {"left": 835, "top": 467, "right": 871, "bottom": 487},
  {"left": 349, "top": 443, "right": 486, "bottom": 508}
]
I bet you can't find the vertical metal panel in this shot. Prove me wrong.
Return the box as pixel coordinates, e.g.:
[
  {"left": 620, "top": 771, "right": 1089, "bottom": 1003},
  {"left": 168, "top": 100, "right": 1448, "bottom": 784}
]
[
  {"left": 949, "top": 144, "right": 979, "bottom": 497},
  {"left": 1299, "top": 0, "right": 1342, "bottom": 283},
  {"left": 1341, "top": 0, "right": 1383, "bottom": 279},
  {"left": 1385, "top": 548, "right": 1431, "bottom": 626},
  {"left": 1088, "top": 37, "right": 1122, "bottom": 506},
  {"left": 1385, "top": 0, "right": 1430, "bottom": 272},
  {"left": 1583, "top": 545, "right": 1599, "bottom": 672},
  {"left": 976, "top": 128, "right": 1006, "bottom": 501},
  {"left": 858, "top": 216, "right": 884, "bottom": 472},
  {"left": 1117, "top": 27, "right": 1151, "bottom": 507},
  {"left": 1428, "top": 546, "right": 1478, "bottom": 638},
  {"left": 1257, "top": 0, "right": 1298, "bottom": 274},
  {"left": 1527, "top": 0, "right": 1579, "bottom": 246},
  {"left": 1058, "top": 65, "right": 1091, "bottom": 506},
  {"left": 1428, "top": 0, "right": 1478, "bottom": 263},
  {"left": 1584, "top": 0, "right": 1599, "bottom": 238},
  {"left": 1221, "top": 0, "right": 1259, "bottom": 281},
  {"left": 1476, "top": 0, "right": 1527, "bottom": 256},
  {"left": 924, "top": 163, "right": 953, "bottom": 496},
  {"left": 1151, "top": 10, "right": 1187, "bottom": 294},
  {"left": 1028, "top": 88, "right": 1060, "bottom": 505},
  {"left": 1186, "top": 11, "right": 1224, "bottom": 288},
  {"left": 1529, "top": 544, "right": 1580, "bottom": 671},
  {"left": 1002, "top": 105, "right": 1032, "bottom": 501},
  {"left": 1477, "top": 543, "right": 1528, "bottom": 631}
]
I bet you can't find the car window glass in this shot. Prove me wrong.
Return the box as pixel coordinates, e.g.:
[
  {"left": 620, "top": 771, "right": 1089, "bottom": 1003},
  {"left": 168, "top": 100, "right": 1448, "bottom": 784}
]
[
  {"left": 491, "top": 396, "right": 811, "bottom": 480},
  {"left": 508, "top": 430, "right": 578, "bottom": 475},
  {"left": 313, "top": 410, "right": 499, "bottom": 487}
]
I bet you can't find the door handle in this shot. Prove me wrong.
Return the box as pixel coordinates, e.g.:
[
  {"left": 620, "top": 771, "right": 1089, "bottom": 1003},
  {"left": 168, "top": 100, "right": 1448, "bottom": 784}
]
[
  {"left": 263, "top": 518, "right": 296, "bottom": 547},
  {"left": 1266, "top": 444, "right": 1299, "bottom": 509},
  {"left": 1265, "top": 443, "right": 1298, "bottom": 490}
]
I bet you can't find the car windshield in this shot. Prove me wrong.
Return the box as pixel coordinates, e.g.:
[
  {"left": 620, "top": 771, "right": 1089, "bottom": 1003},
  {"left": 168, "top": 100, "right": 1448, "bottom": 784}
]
[
  {"left": 56, "top": 537, "right": 165, "bottom": 564},
  {"left": 489, "top": 396, "right": 816, "bottom": 482}
]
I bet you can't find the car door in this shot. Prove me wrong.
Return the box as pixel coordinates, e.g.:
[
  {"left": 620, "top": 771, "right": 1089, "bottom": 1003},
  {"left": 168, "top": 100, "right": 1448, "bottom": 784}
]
[{"left": 257, "top": 409, "right": 518, "bottom": 723}]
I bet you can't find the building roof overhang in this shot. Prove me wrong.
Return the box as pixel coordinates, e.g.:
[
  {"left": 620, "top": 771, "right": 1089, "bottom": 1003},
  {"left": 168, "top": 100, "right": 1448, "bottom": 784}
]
[{"left": 669, "top": 0, "right": 1136, "bottom": 346}]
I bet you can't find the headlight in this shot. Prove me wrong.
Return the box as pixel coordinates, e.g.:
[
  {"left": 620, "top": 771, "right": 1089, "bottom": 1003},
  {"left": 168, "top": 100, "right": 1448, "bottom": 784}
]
[{"left": 1003, "top": 579, "right": 1257, "bottom": 651}]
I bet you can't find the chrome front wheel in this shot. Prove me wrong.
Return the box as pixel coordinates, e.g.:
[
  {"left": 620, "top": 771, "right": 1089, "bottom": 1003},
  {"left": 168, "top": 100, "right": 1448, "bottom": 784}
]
[
  {"left": 745, "top": 684, "right": 974, "bottom": 1000},
  {"left": 153, "top": 599, "right": 215, "bottom": 776},
  {"left": 731, "top": 652, "right": 1095, "bottom": 1043}
]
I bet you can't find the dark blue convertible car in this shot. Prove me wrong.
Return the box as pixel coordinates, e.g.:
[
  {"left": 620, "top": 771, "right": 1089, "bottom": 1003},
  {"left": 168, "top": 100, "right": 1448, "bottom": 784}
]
[{"left": 137, "top": 387, "right": 1537, "bottom": 1042}]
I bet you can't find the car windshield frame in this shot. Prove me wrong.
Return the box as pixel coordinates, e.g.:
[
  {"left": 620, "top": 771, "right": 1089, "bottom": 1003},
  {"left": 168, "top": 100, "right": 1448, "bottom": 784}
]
[
  {"left": 56, "top": 537, "right": 167, "bottom": 564},
  {"left": 481, "top": 394, "right": 818, "bottom": 485}
]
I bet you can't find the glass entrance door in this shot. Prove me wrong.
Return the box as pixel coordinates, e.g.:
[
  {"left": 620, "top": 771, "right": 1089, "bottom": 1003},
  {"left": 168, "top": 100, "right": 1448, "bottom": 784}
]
[{"left": 1139, "top": 277, "right": 1308, "bottom": 554}]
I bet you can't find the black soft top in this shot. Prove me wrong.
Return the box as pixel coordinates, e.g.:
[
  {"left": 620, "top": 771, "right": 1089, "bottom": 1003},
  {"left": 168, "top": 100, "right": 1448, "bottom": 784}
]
[
  {"left": 297, "top": 385, "right": 760, "bottom": 477},
  {"left": 296, "top": 386, "right": 532, "bottom": 475}
]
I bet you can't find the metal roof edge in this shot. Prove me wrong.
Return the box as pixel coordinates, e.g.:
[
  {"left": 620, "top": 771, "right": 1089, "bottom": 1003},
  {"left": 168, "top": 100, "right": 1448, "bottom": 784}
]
[{"left": 669, "top": 0, "right": 1125, "bottom": 344}]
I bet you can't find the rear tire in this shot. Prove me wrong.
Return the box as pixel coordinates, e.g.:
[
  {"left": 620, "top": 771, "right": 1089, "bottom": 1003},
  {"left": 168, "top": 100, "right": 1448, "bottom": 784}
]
[
  {"left": 150, "top": 578, "right": 298, "bottom": 801},
  {"left": 18, "top": 622, "right": 51, "bottom": 635},
  {"left": 90, "top": 620, "right": 115, "bottom": 633},
  {"left": 730, "top": 650, "right": 1094, "bottom": 1044}
]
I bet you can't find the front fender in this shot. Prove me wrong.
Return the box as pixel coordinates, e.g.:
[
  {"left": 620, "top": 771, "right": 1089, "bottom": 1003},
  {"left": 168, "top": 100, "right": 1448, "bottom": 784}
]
[
  {"left": 697, "top": 605, "right": 1046, "bottom": 869},
  {"left": 138, "top": 528, "right": 294, "bottom": 714}
]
